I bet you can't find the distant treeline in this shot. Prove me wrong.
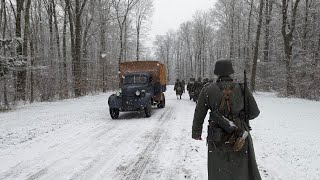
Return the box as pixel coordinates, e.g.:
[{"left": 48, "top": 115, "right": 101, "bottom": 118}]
[{"left": 154, "top": 0, "right": 320, "bottom": 100}]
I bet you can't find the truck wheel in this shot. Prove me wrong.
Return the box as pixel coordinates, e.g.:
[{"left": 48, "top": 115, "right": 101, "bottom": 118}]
[
  {"left": 145, "top": 101, "right": 152, "bottom": 118},
  {"left": 110, "top": 108, "right": 119, "bottom": 119},
  {"left": 157, "top": 95, "right": 165, "bottom": 108}
]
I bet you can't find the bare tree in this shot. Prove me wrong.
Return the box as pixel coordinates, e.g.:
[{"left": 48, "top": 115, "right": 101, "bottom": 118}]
[
  {"left": 133, "top": 0, "right": 153, "bottom": 60},
  {"left": 65, "top": 0, "right": 88, "bottom": 97},
  {"left": 112, "top": 0, "right": 139, "bottom": 69},
  {"left": 62, "top": 0, "right": 69, "bottom": 98},
  {"left": 250, "top": 0, "right": 265, "bottom": 91},
  {"left": 245, "top": 0, "right": 254, "bottom": 72},
  {"left": 15, "top": 0, "right": 26, "bottom": 100},
  {"left": 281, "top": 0, "right": 301, "bottom": 96}
]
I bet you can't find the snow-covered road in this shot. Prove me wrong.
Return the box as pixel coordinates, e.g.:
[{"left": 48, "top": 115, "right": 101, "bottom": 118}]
[{"left": 1, "top": 86, "right": 319, "bottom": 180}]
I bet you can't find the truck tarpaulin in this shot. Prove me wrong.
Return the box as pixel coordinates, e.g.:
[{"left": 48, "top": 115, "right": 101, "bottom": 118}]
[{"left": 120, "top": 61, "right": 166, "bottom": 85}]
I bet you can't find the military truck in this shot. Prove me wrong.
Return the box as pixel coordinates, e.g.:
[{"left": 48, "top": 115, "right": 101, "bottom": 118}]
[{"left": 108, "top": 61, "right": 167, "bottom": 119}]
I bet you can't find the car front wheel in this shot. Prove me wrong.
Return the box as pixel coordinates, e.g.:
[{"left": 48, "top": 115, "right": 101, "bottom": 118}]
[{"left": 110, "top": 108, "right": 119, "bottom": 119}]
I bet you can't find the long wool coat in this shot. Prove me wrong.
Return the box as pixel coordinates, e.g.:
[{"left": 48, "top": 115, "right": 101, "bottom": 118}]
[
  {"left": 174, "top": 82, "right": 183, "bottom": 95},
  {"left": 192, "top": 76, "right": 261, "bottom": 180}
]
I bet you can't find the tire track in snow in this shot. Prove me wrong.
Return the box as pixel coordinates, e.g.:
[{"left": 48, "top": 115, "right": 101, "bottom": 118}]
[
  {"left": 67, "top": 124, "right": 146, "bottom": 180},
  {"left": 26, "top": 168, "right": 48, "bottom": 180},
  {"left": 41, "top": 106, "right": 168, "bottom": 179},
  {"left": 113, "top": 106, "right": 174, "bottom": 180}
]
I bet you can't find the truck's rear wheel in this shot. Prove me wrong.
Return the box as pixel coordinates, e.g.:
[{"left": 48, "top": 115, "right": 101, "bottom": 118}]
[
  {"left": 145, "top": 101, "right": 152, "bottom": 118},
  {"left": 110, "top": 108, "right": 119, "bottom": 119}
]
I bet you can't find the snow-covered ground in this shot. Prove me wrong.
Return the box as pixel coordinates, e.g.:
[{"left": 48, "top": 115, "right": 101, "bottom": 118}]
[{"left": 0, "top": 86, "right": 319, "bottom": 180}]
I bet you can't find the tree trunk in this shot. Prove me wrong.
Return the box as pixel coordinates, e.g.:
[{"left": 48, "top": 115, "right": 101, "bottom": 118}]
[
  {"left": 99, "top": 0, "right": 107, "bottom": 92},
  {"left": 250, "top": 0, "right": 264, "bottom": 91},
  {"left": 62, "top": 5, "right": 68, "bottom": 98},
  {"left": 302, "top": 0, "right": 309, "bottom": 51},
  {"left": 237, "top": 12, "right": 241, "bottom": 58},
  {"left": 281, "top": 0, "right": 301, "bottom": 96},
  {"left": 246, "top": 0, "right": 254, "bottom": 72},
  {"left": 229, "top": 0, "right": 235, "bottom": 59},
  {"left": 262, "top": 0, "right": 273, "bottom": 91},
  {"left": 0, "top": 0, "right": 4, "bottom": 34},
  {"left": 2, "top": 0, "right": 9, "bottom": 108},
  {"left": 65, "top": 0, "right": 76, "bottom": 96},
  {"left": 22, "top": 0, "right": 31, "bottom": 100},
  {"left": 317, "top": 33, "right": 320, "bottom": 65},
  {"left": 263, "top": 0, "right": 272, "bottom": 63},
  {"left": 52, "top": 0, "right": 62, "bottom": 99},
  {"left": 16, "top": 0, "right": 25, "bottom": 101},
  {"left": 82, "top": 12, "right": 93, "bottom": 95},
  {"left": 47, "top": 1, "right": 54, "bottom": 100},
  {"left": 136, "top": 16, "right": 141, "bottom": 61},
  {"left": 29, "top": 33, "right": 35, "bottom": 103},
  {"left": 74, "top": 0, "right": 82, "bottom": 97},
  {"left": 65, "top": 0, "right": 87, "bottom": 97}
]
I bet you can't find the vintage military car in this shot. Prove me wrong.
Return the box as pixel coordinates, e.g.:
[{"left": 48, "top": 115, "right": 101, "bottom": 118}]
[{"left": 108, "top": 61, "right": 167, "bottom": 119}]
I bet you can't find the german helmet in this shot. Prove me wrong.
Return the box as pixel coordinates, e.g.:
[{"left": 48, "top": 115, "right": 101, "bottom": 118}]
[{"left": 214, "top": 60, "right": 234, "bottom": 76}]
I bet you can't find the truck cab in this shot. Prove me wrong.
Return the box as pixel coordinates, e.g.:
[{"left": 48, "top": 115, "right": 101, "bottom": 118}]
[{"left": 108, "top": 61, "right": 166, "bottom": 119}]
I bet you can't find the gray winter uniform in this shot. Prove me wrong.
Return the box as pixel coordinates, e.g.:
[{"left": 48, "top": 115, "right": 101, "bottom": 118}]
[{"left": 192, "top": 76, "right": 261, "bottom": 180}]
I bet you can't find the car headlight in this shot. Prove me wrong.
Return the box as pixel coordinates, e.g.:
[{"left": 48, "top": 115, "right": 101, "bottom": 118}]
[{"left": 135, "top": 90, "right": 140, "bottom": 96}]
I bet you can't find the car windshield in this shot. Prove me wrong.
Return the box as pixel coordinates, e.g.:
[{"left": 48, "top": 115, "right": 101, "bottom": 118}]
[{"left": 123, "top": 75, "right": 148, "bottom": 84}]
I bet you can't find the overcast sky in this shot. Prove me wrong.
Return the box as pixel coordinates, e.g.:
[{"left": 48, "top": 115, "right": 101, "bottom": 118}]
[{"left": 147, "top": 0, "right": 216, "bottom": 47}]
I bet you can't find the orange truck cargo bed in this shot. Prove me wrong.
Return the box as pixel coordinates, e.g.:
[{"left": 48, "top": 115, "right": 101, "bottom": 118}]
[{"left": 120, "top": 61, "right": 166, "bottom": 85}]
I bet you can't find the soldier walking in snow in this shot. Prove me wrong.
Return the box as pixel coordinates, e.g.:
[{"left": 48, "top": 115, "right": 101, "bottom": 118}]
[
  {"left": 181, "top": 80, "right": 186, "bottom": 93},
  {"left": 203, "top": 78, "right": 209, "bottom": 86},
  {"left": 192, "top": 60, "right": 261, "bottom": 180},
  {"left": 174, "top": 79, "right": 183, "bottom": 100},
  {"left": 187, "top": 78, "right": 195, "bottom": 100},
  {"left": 192, "top": 78, "right": 203, "bottom": 102}
]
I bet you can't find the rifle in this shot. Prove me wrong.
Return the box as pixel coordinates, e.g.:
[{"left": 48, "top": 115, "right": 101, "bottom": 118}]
[{"left": 243, "top": 70, "right": 251, "bottom": 130}]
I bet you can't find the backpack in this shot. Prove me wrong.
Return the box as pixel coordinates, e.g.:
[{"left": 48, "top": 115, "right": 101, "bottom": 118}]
[
  {"left": 207, "top": 82, "right": 247, "bottom": 147},
  {"left": 216, "top": 83, "right": 244, "bottom": 117}
]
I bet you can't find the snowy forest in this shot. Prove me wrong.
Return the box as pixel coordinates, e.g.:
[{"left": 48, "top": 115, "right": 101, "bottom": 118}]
[
  {"left": 0, "top": 0, "right": 153, "bottom": 109},
  {"left": 153, "top": 0, "right": 320, "bottom": 99},
  {"left": 1, "top": 0, "right": 320, "bottom": 110}
]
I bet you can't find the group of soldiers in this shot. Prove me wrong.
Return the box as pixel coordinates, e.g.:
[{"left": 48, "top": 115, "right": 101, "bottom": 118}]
[
  {"left": 186, "top": 77, "right": 213, "bottom": 102},
  {"left": 174, "top": 77, "right": 214, "bottom": 102}
]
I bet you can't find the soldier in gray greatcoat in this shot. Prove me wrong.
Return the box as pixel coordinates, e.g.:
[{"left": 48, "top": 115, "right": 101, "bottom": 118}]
[
  {"left": 187, "top": 78, "right": 195, "bottom": 100},
  {"left": 192, "top": 60, "right": 261, "bottom": 180},
  {"left": 181, "top": 80, "right": 186, "bottom": 93},
  {"left": 192, "top": 77, "right": 203, "bottom": 102},
  {"left": 203, "top": 78, "right": 209, "bottom": 86},
  {"left": 174, "top": 79, "right": 183, "bottom": 99}
]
